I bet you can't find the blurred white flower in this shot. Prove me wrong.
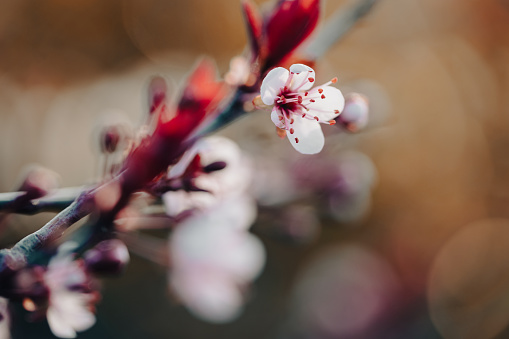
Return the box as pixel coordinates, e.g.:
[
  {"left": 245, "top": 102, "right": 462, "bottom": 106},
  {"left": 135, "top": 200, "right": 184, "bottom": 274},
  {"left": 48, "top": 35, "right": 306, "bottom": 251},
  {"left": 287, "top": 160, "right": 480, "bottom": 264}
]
[
  {"left": 169, "top": 196, "right": 265, "bottom": 323},
  {"left": 225, "top": 56, "right": 250, "bottom": 86},
  {"left": 163, "top": 136, "right": 252, "bottom": 216},
  {"left": 43, "top": 243, "right": 96, "bottom": 339},
  {"left": 259, "top": 64, "right": 344, "bottom": 154}
]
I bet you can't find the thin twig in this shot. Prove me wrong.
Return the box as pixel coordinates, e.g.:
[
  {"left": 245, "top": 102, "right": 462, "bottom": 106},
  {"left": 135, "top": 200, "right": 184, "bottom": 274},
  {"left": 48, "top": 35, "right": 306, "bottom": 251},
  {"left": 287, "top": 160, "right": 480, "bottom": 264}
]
[
  {"left": 9, "top": 188, "right": 95, "bottom": 261},
  {"left": 0, "top": 186, "right": 83, "bottom": 215}
]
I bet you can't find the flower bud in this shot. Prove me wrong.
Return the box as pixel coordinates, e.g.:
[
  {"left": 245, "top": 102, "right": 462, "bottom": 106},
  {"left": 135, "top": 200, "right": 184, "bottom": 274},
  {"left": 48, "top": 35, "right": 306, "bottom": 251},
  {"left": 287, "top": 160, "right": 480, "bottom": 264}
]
[
  {"left": 18, "top": 166, "right": 60, "bottom": 201},
  {"left": 100, "top": 125, "right": 121, "bottom": 154},
  {"left": 84, "top": 239, "right": 130, "bottom": 276},
  {"left": 148, "top": 76, "right": 167, "bottom": 115},
  {"left": 336, "top": 93, "right": 369, "bottom": 132}
]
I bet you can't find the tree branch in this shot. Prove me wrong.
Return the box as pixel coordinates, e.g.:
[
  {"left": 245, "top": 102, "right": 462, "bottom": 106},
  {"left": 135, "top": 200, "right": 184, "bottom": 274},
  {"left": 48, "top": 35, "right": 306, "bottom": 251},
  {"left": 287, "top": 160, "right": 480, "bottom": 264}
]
[{"left": 0, "top": 186, "right": 83, "bottom": 215}]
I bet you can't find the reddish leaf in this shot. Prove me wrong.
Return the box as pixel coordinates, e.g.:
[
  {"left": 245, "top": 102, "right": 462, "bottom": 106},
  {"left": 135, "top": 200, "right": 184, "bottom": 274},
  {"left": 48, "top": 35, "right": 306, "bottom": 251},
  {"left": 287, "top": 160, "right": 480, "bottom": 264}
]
[
  {"left": 177, "top": 59, "right": 228, "bottom": 118},
  {"left": 157, "top": 59, "right": 229, "bottom": 140},
  {"left": 241, "top": 0, "right": 263, "bottom": 58},
  {"left": 264, "top": 0, "right": 320, "bottom": 71}
]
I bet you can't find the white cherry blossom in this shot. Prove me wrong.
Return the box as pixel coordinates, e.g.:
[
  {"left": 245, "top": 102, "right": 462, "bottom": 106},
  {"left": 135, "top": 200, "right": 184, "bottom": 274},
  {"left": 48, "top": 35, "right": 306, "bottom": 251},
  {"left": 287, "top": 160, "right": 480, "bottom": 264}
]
[
  {"left": 163, "top": 136, "right": 251, "bottom": 216},
  {"left": 44, "top": 243, "right": 96, "bottom": 339},
  {"left": 259, "top": 64, "right": 345, "bottom": 154}
]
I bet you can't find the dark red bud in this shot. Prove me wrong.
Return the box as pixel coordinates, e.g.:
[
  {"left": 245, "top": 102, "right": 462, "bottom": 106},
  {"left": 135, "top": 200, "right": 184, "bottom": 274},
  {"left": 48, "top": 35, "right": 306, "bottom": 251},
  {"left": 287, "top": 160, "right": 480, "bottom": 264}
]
[
  {"left": 84, "top": 239, "right": 130, "bottom": 276},
  {"left": 100, "top": 126, "right": 121, "bottom": 154}
]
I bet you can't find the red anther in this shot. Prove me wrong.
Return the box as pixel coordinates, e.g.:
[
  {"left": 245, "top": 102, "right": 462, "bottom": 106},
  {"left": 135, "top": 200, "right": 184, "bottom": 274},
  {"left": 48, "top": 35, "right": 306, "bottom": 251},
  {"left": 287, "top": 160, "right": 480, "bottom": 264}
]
[
  {"left": 302, "top": 113, "right": 306, "bottom": 117},
  {"left": 295, "top": 138, "right": 299, "bottom": 143},
  {"left": 290, "top": 128, "right": 294, "bottom": 134},
  {"left": 290, "top": 72, "right": 294, "bottom": 74},
  {"left": 308, "top": 77, "right": 315, "bottom": 82},
  {"left": 334, "top": 110, "right": 340, "bottom": 113},
  {"left": 284, "top": 86, "right": 288, "bottom": 91},
  {"left": 305, "top": 92, "right": 309, "bottom": 96},
  {"left": 321, "top": 94, "right": 326, "bottom": 99},
  {"left": 310, "top": 99, "right": 315, "bottom": 103},
  {"left": 329, "top": 120, "right": 336, "bottom": 125},
  {"left": 298, "top": 96, "right": 303, "bottom": 103},
  {"left": 279, "top": 115, "right": 284, "bottom": 121},
  {"left": 318, "top": 88, "right": 323, "bottom": 94},
  {"left": 331, "top": 77, "right": 338, "bottom": 83},
  {"left": 314, "top": 116, "right": 319, "bottom": 121}
]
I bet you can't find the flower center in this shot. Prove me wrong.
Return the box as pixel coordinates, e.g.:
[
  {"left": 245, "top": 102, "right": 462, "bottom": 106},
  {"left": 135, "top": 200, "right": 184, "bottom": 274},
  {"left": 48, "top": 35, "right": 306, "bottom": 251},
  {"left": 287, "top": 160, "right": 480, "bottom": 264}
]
[{"left": 273, "top": 74, "right": 339, "bottom": 136}]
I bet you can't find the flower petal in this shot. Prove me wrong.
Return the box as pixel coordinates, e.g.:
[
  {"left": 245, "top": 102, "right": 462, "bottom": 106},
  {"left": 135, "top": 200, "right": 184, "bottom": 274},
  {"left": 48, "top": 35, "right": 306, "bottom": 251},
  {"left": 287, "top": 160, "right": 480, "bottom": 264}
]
[
  {"left": 289, "top": 64, "right": 315, "bottom": 92},
  {"left": 307, "top": 85, "right": 345, "bottom": 121},
  {"left": 47, "top": 308, "right": 77, "bottom": 339},
  {"left": 270, "top": 107, "right": 284, "bottom": 128},
  {"left": 287, "top": 117, "right": 324, "bottom": 154},
  {"left": 171, "top": 271, "right": 243, "bottom": 323},
  {"left": 260, "top": 67, "right": 289, "bottom": 105},
  {"left": 168, "top": 146, "right": 199, "bottom": 179}
]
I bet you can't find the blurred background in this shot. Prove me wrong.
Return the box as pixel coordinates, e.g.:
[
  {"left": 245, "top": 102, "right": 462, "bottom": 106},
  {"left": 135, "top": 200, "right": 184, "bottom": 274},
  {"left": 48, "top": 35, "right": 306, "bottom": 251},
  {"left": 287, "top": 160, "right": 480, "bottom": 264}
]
[{"left": 2, "top": 0, "right": 509, "bottom": 338}]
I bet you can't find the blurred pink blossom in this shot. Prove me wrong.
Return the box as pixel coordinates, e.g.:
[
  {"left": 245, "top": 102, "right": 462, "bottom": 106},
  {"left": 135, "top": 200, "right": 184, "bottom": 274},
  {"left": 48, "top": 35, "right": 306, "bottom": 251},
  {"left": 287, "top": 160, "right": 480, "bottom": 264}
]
[
  {"left": 163, "top": 136, "right": 251, "bottom": 217},
  {"left": 43, "top": 243, "right": 97, "bottom": 338},
  {"left": 169, "top": 197, "right": 265, "bottom": 323}
]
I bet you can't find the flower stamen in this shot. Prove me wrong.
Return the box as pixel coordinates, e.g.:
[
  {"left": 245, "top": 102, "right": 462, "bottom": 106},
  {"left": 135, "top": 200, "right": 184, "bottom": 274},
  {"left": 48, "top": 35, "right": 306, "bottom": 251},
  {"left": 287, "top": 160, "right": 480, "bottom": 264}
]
[{"left": 260, "top": 64, "right": 345, "bottom": 154}]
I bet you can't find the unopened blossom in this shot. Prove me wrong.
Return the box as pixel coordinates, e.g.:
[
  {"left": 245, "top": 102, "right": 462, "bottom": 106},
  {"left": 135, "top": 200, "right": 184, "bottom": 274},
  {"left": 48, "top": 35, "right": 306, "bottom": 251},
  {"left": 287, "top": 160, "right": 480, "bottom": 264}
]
[
  {"left": 335, "top": 93, "right": 369, "bottom": 132},
  {"left": 43, "top": 243, "right": 97, "bottom": 338},
  {"left": 258, "top": 64, "right": 344, "bottom": 154},
  {"left": 169, "top": 197, "right": 265, "bottom": 323},
  {"left": 241, "top": 0, "right": 320, "bottom": 72},
  {"left": 84, "top": 239, "right": 130, "bottom": 276}
]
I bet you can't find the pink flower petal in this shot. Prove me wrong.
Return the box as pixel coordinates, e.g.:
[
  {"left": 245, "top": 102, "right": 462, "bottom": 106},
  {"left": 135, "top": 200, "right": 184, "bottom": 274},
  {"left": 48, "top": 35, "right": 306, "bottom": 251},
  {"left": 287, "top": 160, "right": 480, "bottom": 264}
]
[
  {"left": 47, "top": 308, "right": 77, "bottom": 339},
  {"left": 260, "top": 67, "right": 289, "bottom": 105},
  {"left": 171, "top": 271, "right": 243, "bottom": 323},
  {"left": 289, "top": 64, "right": 315, "bottom": 92},
  {"left": 308, "top": 86, "right": 345, "bottom": 121},
  {"left": 287, "top": 117, "right": 324, "bottom": 154},
  {"left": 271, "top": 107, "right": 284, "bottom": 129}
]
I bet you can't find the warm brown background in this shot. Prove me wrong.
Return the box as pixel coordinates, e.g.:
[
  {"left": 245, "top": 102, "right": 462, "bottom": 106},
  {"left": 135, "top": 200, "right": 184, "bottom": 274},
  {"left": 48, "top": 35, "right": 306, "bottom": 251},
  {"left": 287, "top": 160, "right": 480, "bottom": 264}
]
[{"left": 2, "top": 0, "right": 509, "bottom": 338}]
